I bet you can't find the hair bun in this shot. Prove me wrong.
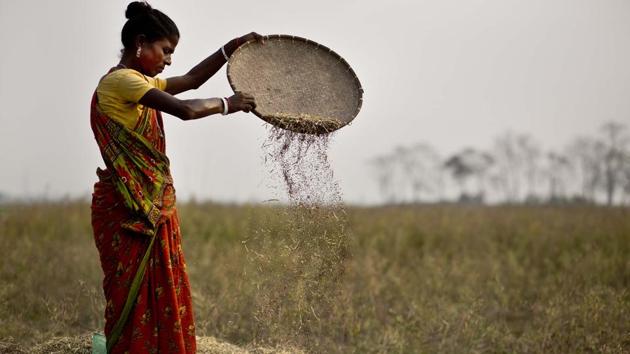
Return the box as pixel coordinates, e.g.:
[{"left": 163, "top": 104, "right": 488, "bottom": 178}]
[{"left": 125, "top": 1, "right": 153, "bottom": 19}]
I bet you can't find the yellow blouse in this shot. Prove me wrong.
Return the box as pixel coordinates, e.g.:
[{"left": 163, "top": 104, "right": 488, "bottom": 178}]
[{"left": 96, "top": 69, "right": 167, "bottom": 130}]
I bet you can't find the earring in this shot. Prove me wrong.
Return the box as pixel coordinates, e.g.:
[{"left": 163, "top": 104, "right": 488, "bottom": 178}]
[{"left": 136, "top": 47, "right": 141, "bottom": 58}]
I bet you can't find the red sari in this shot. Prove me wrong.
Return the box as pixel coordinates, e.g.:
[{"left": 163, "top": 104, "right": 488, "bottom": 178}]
[{"left": 90, "top": 68, "right": 196, "bottom": 353}]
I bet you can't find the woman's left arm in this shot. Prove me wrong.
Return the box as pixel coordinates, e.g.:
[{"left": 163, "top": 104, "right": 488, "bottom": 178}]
[{"left": 165, "top": 32, "right": 264, "bottom": 95}]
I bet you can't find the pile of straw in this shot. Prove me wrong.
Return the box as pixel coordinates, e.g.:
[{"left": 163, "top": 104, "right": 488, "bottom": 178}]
[{"left": 0, "top": 335, "right": 304, "bottom": 354}]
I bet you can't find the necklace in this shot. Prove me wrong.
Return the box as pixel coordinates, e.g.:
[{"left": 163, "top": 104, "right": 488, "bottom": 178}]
[{"left": 117, "top": 63, "right": 128, "bottom": 69}]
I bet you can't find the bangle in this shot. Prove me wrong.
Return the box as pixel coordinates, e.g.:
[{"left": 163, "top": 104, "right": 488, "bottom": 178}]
[
  {"left": 221, "top": 97, "right": 229, "bottom": 115},
  {"left": 221, "top": 46, "right": 229, "bottom": 61}
]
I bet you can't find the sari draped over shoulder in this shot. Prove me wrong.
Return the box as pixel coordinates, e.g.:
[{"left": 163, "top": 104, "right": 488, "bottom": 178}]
[
  {"left": 91, "top": 88, "right": 172, "bottom": 236},
  {"left": 90, "top": 68, "right": 196, "bottom": 354}
]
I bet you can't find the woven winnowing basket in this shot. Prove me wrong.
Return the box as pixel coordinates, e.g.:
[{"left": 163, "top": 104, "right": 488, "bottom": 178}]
[{"left": 227, "top": 34, "right": 363, "bottom": 134}]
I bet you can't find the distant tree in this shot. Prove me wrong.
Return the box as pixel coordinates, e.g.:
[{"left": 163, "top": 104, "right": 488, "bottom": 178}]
[
  {"left": 443, "top": 148, "right": 493, "bottom": 203},
  {"left": 491, "top": 132, "right": 526, "bottom": 203},
  {"left": 371, "top": 143, "right": 444, "bottom": 204},
  {"left": 469, "top": 149, "right": 494, "bottom": 198},
  {"left": 544, "top": 151, "right": 573, "bottom": 202},
  {"left": 368, "top": 155, "right": 397, "bottom": 203},
  {"left": 399, "top": 143, "right": 443, "bottom": 203},
  {"left": 392, "top": 146, "right": 413, "bottom": 203},
  {"left": 517, "top": 134, "right": 543, "bottom": 200},
  {"left": 565, "top": 136, "right": 605, "bottom": 203},
  {"left": 443, "top": 153, "right": 474, "bottom": 200},
  {"left": 622, "top": 153, "right": 630, "bottom": 206},
  {"left": 599, "top": 121, "right": 630, "bottom": 205}
]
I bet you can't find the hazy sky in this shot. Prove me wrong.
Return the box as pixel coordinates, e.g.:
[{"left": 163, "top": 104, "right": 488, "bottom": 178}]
[{"left": 1, "top": 0, "right": 629, "bottom": 204}]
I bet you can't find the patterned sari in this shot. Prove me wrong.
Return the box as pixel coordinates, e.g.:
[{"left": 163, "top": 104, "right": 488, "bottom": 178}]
[{"left": 90, "top": 68, "right": 196, "bottom": 353}]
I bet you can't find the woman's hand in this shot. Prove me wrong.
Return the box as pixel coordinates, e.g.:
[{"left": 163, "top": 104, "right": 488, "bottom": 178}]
[
  {"left": 223, "top": 33, "right": 265, "bottom": 59},
  {"left": 238, "top": 32, "right": 265, "bottom": 46},
  {"left": 227, "top": 92, "right": 256, "bottom": 114}
]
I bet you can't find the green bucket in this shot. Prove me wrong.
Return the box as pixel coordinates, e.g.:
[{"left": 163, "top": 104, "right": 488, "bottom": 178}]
[{"left": 92, "top": 332, "right": 106, "bottom": 354}]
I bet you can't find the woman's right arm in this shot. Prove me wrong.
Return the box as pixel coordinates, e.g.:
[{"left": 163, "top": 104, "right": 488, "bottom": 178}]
[{"left": 139, "top": 88, "right": 256, "bottom": 120}]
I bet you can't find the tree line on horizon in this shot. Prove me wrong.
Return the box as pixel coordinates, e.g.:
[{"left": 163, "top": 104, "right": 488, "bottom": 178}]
[{"left": 368, "top": 121, "right": 630, "bottom": 206}]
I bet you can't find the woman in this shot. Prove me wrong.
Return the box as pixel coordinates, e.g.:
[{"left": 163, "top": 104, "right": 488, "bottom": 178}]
[{"left": 91, "top": 2, "right": 263, "bottom": 353}]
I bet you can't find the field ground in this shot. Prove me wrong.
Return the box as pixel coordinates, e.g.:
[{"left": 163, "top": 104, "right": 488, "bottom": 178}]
[{"left": 0, "top": 202, "right": 628, "bottom": 353}]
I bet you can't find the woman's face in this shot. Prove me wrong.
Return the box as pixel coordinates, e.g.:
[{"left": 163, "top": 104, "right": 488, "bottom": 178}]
[{"left": 138, "top": 36, "right": 178, "bottom": 77}]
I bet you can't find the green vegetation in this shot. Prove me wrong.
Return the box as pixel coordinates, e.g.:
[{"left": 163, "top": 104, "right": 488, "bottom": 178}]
[{"left": 1, "top": 202, "right": 628, "bottom": 353}]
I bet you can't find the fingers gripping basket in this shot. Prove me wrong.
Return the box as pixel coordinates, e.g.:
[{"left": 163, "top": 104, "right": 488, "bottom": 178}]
[{"left": 227, "top": 34, "right": 364, "bottom": 134}]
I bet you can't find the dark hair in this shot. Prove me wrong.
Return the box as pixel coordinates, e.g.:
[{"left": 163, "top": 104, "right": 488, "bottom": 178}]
[{"left": 121, "top": 1, "right": 179, "bottom": 49}]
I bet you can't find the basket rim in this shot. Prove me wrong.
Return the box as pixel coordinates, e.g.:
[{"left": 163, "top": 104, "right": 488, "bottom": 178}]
[{"left": 226, "top": 34, "right": 364, "bottom": 133}]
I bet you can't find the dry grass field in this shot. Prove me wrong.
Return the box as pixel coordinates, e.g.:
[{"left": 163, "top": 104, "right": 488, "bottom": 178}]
[{"left": 0, "top": 202, "right": 628, "bottom": 353}]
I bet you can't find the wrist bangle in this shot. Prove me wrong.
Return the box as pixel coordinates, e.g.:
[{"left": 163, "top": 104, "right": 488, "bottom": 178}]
[
  {"left": 221, "top": 97, "right": 229, "bottom": 115},
  {"left": 221, "top": 46, "right": 229, "bottom": 61}
]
